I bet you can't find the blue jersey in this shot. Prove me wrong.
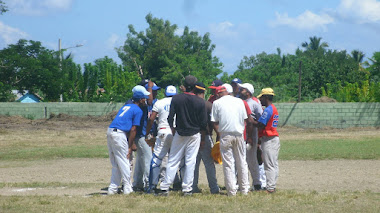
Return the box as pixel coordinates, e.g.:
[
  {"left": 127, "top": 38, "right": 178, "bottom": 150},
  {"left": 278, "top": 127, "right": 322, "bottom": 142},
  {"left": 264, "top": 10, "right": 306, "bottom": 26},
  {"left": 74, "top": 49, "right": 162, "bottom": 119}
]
[
  {"left": 126, "top": 98, "right": 157, "bottom": 137},
  {"left": 109, "top": 104, "right": 142, "bottom": 132}
]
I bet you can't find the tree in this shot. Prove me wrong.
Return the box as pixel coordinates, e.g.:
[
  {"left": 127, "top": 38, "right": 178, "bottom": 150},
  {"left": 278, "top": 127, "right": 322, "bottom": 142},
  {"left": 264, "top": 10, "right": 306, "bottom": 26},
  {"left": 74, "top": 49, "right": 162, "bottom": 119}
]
[
  {"left": 367, "top": 52, "right": 380, "bottom": 82},
  {"left": 117, "top": 13, "right": 223, "bottom": 87},
  {"left": 0, "top": 0, "right": 8, "bottom": 15},
  {"left": 301, "top": 36, "right": 329, "bottom": 53}
]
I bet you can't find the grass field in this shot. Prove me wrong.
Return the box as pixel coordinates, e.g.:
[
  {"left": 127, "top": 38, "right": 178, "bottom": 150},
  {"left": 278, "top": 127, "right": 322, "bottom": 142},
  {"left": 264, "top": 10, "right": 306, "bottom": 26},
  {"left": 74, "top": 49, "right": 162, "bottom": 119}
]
[{"left": 0, "top": 123, "right": 380, "bottom": 212}]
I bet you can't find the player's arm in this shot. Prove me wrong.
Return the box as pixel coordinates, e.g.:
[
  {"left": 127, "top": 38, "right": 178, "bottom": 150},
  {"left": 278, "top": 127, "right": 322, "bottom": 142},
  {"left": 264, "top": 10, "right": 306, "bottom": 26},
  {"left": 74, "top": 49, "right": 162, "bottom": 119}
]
[
  {"left": 168, "top": 99, "right": 176, "bottom": 135},
  {"left": 127, "top": 126, "right": 137, "bottom": 159},
  {"left": 147, "top": 80, "right": 154, "bottom": 106},
  {"left": 145, "top": 111, "right": 158, "bottom": 138}
]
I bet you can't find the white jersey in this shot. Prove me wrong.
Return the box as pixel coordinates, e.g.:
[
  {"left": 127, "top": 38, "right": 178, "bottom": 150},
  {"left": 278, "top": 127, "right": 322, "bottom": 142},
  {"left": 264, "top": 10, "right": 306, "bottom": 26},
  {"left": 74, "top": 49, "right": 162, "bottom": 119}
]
[
  {"left": 211, "top": 95, "right": 247, "bottom": 135},
  {"left": 152, "top": 97, "right": 173, "bottom": 129}
]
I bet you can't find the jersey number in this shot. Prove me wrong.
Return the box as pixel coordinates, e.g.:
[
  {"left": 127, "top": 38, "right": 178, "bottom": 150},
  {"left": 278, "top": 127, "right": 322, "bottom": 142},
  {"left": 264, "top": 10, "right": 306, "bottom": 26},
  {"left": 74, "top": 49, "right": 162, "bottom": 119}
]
[
  {"left": 119, "top": 106, "right": 131, "bottom": 117},
  {"left": 272, "top": 115, "right": 279, "bottom": 127}
]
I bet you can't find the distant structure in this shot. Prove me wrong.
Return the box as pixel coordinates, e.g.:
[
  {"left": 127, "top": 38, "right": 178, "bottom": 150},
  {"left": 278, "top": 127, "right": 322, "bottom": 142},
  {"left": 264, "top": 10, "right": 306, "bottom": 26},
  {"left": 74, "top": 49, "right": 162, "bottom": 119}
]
[{"left": 12, "top": 90, "right": 42, "bottom": 103}]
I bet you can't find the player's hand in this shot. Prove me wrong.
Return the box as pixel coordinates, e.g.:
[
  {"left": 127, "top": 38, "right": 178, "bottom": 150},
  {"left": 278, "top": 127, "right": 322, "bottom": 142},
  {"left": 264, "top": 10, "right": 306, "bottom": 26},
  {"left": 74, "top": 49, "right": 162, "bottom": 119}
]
[
  {"left": 145, "top": 137, "right": 156, "bottom": 147},
  {"left": 148, "top": 80, "right": 154, "bottom": 89},
  {"left": 246, "top": 137, "right": 253, "bottom": 145},
  {"left": 130, "top": 143, "right": 137, "bottom": 151},
  {"left": 127, "top": 148, "right": 132, "bottom": 159}
]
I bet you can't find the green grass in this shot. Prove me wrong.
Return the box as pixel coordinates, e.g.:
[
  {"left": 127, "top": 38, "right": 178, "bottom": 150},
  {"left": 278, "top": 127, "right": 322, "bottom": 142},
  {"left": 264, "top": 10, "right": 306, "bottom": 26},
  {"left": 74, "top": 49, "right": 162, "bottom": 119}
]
[
  {"left": 280, "top": 137, "right": 380, "bottom": 160},
  {"left": 0, "top": 145, "right": 108, "bottom": 161},
  {"left": 1, "top": 191, "right": 379, "bottom": 213}
]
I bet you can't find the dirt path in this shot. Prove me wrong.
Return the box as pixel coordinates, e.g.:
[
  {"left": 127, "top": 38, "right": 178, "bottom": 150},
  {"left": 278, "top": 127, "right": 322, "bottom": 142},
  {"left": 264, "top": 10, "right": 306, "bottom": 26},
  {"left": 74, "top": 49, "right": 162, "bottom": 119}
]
[{"left": 0, "top": 158, "right": 379, "bottom": 196}]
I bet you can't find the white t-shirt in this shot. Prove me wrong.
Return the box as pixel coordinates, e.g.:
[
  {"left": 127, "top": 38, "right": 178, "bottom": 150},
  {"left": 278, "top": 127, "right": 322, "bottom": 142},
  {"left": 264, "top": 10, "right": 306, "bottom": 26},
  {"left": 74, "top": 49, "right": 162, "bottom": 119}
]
[
  {"left": 211, "top": 95, "right": 247, "bottom": 135},
  {"left": 152, "top": 97, "right": 173, "bottom": 129}
]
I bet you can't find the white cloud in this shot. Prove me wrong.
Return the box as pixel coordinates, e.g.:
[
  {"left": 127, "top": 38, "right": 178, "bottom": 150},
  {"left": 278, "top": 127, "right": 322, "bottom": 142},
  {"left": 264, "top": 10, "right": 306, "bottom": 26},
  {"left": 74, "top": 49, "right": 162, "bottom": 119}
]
[
  {"left": 7, "top": 0, "right": 73, "bottom": 16},
  {"left": 270, "top": 10, "right": 334, "bottom": 31},
  {"left": 0, "top": 21, "right": 29, "bottom": 45},
  {"left": 338, "top": 0, "right": 380, "bottom": 23},
  {"left": 209, "top": 21, "right": 239, "bottom": 38},
  {"left": 106, "top": 34, "right": 122, "bottom": 49}
]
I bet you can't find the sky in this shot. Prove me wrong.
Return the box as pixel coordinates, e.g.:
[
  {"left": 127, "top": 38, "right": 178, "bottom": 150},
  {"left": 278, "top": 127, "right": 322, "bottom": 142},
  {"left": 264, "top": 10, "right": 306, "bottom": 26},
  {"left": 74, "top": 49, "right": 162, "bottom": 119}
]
[{"left": 1, "top": 0, "right": 380, "bottom": 74}]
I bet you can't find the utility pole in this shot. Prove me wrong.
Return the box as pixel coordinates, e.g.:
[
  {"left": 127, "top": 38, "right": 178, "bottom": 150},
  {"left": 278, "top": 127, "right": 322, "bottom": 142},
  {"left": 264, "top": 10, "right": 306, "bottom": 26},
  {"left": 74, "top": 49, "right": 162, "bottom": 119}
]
[{"left": 298, "top": 61, "right": 302, "bottom": 102}]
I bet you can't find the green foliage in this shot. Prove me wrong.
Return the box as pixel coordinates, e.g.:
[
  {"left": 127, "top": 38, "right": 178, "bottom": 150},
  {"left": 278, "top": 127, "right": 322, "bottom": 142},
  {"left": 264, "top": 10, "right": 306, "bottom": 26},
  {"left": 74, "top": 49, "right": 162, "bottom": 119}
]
[
  {"left": 117, "top": 13, "right": 223, "bottom": 87},
  {"left": 0, "top": 0, "right": 7, "bottom": 15},
  {"left": 322, "top": 80, "right": 380, "bottom": 102}
]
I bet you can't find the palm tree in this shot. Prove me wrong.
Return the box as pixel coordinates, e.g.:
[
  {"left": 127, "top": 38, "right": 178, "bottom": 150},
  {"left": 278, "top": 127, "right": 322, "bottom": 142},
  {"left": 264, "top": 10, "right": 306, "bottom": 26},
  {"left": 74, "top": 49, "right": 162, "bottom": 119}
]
[
  {"left": 301, "top": 36, "right": 329, "bottom": 52},
  {"left": 351, "top": 50, "right": 365, "bottom": 63}
]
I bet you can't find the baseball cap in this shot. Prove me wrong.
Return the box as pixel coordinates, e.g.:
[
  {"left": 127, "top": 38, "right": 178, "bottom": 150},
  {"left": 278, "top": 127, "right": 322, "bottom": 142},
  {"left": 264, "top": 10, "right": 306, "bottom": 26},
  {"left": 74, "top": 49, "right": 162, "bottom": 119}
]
[
  {"left": 239, "top": 83, "right": 254, "bottom": 94},
  {"left": 165, "top": 85, "right": 177, "bottom": 97},
  {"left": 145, "top": 82, "right": 161, "bottom": 90},
  {"left": 215, "top": 86, "right": 227, "bottom": 94},
  {"left": 132, "top": 85, "right": 150, "bottom": 96},
  {"left": 231, "top": 78, "right": 242, "bottom": 84},
  {"left": 132, "top": 91, "right": 148, "bottom": 101},
  {"left": 222, "top": 83, "right": 233, "bottom": 93},
  {"left": 209, "top": 80, "right": 224, "bottom": 89},
  {"left": 194, "top": 82, "right": 206, "bottom": 93},
  {"left": 257, "top": 88, "right": 275, "bottom": 98}
]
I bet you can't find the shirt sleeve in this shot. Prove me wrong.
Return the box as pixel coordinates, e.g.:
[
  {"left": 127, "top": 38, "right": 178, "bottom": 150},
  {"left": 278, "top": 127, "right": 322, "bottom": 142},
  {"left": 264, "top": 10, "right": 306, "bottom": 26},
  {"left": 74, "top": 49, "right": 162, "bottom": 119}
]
[
  {"left": 132, "top": 107, "right": 143, "bottom": 126},
  {"left": 152, "top": 100, "right": 159, "bottom": 113},
  {"left": 258, "top": 106, "right": 273, "bottom": 126},
  {"left": 253, "top": 102, "right": 263, "bottom": 120},
  {"left": 210, "top": 102, "right": 218, "bottom": 122}
]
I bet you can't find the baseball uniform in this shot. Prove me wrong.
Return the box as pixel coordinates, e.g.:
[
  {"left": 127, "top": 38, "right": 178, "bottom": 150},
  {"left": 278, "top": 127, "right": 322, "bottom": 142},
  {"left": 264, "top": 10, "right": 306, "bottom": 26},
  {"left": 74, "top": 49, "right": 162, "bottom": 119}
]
[
  {"left": 258, "top": 104, "right": 280, "bottom": 191},
  {"left": 107, "top": 103, "right": 142, "bottom": 195}
]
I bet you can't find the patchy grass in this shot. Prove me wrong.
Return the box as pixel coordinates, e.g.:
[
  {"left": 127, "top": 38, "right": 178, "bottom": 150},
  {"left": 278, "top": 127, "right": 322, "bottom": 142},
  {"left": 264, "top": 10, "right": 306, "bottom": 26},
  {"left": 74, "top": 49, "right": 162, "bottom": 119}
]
[
  {"left": 0, "top": 190, "right": 379, "bottom": 213},
  {"left": 1, "top": 128, "right": 379, "bottom": 161}
]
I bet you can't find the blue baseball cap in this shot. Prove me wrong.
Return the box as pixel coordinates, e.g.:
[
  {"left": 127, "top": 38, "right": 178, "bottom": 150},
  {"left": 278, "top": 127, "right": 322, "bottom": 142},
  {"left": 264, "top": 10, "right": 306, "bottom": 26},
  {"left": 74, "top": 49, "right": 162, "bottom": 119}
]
[
  {"left": 231, "top": 78, "right": 242, "bottom": 84},
  {"left": 165, "top": 85, "right": 177, "bottom": 97},
  {"left": 209, "top": 80, "right": 224, "bottom": 89},
  {"left": 132, "top": 91, "right": 148, "bottom": 101},
  {"left": 145, "top": 82, "right": 161, "bottom": 90},
  {"left": 132, "top": 85, "right": 150, "bottom": 96}
]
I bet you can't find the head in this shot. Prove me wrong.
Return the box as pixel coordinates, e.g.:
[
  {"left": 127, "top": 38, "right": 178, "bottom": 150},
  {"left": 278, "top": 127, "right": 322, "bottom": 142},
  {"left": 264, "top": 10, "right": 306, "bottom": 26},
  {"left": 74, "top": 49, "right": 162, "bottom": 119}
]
[
  {"left": 194, "top": 82, "right": 206, "bottom": 99},
  {"left": 208, "top": 80, "right": 224, "bottom": 95},
  {"left": 257, "top": 88, "right": 275, "bottom": 107},
  {"left": 132, "top": 85, "right": 150, "bottom": 107},
  {"left": 238, "top": 83, "right": 254, "bottom": 100},
  {"left": 183, "top": 75, "right": 198, "bottom": 92},
  {"left": 215, "top": 86, "right": 228, "bottom": 99},
  {"left": 165, "top": 85, "right": 177, "bottom": 97},
  {"left": 222, "top": 83, "right": 233, "bottom": 95},
  {"left": 132, "top": 91, "right": 148, "bottom": 107},
  {"left": 231, "top": 78, "right": 242, "bottom": 94}
]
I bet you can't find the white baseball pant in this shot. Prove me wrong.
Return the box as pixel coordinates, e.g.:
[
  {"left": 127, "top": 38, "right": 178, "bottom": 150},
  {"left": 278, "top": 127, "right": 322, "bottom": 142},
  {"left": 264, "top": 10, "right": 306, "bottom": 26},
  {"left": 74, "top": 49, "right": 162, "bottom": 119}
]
[
  {"left": 160, "top": 133, "right": 200, "bottom": 193},
  {"left": 220, "top": 133, "right": 249, "bottom": 196},
  {"left": 107, "top": 128, "right": 133, "bottom": 194},
  {"left": 246, "top": 137, "right": 262, "bottom": 187},
  {"left": 261, "top": 136, "right": 280, "bottom": 191},
  {"left": 133, "top": 136, "right": 152, "bottom": 190}
]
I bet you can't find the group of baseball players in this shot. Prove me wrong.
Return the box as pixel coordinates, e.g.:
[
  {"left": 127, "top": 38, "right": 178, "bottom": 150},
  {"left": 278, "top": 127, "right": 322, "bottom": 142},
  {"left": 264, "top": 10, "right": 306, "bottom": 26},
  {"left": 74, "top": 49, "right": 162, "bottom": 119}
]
[{"left": 106, "top": 75, "right": 280, "bottom": 196}]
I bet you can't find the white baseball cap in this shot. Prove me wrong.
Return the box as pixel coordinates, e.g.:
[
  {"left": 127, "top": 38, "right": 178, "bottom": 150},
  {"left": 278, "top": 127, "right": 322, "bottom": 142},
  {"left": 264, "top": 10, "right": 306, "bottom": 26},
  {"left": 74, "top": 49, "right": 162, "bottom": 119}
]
[
  {"left": 238, "top": 83, "right": 254, "bottom": 94},
  {"left": 165, "top": 85, "right": 177, "bottom": 97},
  {"left": 132, "top": 85, "right": 150, "bottom": 96},
  {"left": 222, "top": 83, "right": 233, "bottom": 93}
]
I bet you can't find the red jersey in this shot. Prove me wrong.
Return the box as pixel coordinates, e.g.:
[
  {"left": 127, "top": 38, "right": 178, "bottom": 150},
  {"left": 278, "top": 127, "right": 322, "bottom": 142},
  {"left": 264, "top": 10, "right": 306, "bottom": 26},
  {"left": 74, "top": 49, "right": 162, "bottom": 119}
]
[{"left": 258, "top": 104, "right": 279, "bottom": 137}]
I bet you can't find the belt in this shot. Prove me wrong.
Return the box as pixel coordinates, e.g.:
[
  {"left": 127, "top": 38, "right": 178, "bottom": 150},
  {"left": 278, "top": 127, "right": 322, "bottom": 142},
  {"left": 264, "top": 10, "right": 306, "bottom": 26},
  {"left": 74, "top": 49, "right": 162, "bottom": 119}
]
[
  {"left": 113, "top": 128, "right": 125, "bottom": 132},
  {"left": 159, "top": 127, "right": 167, "bottom": 130}
]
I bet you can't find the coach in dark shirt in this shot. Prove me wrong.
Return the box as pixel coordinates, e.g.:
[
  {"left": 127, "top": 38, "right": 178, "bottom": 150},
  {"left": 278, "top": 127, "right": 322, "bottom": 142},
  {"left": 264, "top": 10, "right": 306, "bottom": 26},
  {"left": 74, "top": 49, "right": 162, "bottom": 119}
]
[{"left": 158, "top": 75, "right": 207, "bottom": 196}]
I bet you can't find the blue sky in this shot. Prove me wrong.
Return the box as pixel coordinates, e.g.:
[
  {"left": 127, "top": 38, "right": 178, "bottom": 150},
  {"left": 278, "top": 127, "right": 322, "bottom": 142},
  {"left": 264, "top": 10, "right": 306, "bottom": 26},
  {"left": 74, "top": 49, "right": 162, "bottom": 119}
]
[{"left": 1, "top": 0, "right": 380, "bottom": 74}]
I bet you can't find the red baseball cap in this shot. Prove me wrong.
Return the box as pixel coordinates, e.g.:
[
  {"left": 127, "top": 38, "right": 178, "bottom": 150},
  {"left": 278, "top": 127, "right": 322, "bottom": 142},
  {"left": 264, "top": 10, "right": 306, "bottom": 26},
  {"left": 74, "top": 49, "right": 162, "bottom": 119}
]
[{"left": 215, "top": 86, "right": 227, "bottom": 94}]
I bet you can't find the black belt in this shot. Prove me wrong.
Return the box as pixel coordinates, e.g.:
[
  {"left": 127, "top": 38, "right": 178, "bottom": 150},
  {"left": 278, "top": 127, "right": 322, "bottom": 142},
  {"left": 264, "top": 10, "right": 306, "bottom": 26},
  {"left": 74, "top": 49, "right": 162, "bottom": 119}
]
[{"left": 113, "top": 128, "right": 120, "bottom": 132}]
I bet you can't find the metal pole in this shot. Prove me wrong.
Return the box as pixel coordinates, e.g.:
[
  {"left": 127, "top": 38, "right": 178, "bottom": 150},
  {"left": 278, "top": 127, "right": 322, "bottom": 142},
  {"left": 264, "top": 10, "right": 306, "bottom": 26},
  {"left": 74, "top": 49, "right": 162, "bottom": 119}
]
[
  {"left": 59, "top": 39, "right": 63, "bottom": 102},
  {"left": 298, "top": 61, "right": 302, "bottom": 102}
]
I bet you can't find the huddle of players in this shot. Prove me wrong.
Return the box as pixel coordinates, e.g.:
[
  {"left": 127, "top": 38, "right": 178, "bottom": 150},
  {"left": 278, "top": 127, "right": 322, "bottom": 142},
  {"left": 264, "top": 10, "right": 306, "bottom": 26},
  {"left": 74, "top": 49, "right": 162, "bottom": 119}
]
[{"left": 106, "top": 75, "right": 280, "bottom": 196}]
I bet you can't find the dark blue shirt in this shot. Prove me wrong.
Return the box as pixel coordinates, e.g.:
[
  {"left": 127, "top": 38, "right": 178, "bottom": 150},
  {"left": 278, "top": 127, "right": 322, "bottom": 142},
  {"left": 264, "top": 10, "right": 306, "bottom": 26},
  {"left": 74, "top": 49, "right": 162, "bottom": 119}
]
[{"left": 109, "top": 104, "right": 142, "bottom": 132}]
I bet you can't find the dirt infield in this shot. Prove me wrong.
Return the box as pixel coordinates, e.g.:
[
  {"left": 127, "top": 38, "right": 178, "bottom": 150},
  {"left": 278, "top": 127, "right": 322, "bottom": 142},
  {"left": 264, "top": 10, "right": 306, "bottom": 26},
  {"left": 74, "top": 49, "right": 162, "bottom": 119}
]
[{"left": 0, "top": 158, "right": 379, "bottom": 196}]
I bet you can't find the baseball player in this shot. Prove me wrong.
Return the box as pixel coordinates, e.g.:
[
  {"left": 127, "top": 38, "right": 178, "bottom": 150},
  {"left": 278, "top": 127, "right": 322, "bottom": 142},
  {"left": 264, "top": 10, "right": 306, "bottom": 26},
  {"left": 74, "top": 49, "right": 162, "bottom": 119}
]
[
  {"left": 156, "top": 75, "right": 207, "bottom": 196},
  {"left": 192, "top": 82, "right": 220, "bottom": 194},
  {"left": 211, "top": 86, "right": 250, "bottom": 196},
  {"left": 106, "top": 89, "right": 149, "bottom": 195},
  {"left": 252, "top": 88, "right": 280, "bottom": 193},
  {"left": 230, "top": 78, "right": 242, "bottom": 97},
  {"left": 145, "top": 85, "right": 177, "bottom": 193},
  {"left": 130, "top": 81, "right": 159, "bottom": 192},
  {"left": 239, "top": 83, "right": 264, "bottom": 191},
  {"left": 208, "top": 80, "right": 224, "bottom": 103}
]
